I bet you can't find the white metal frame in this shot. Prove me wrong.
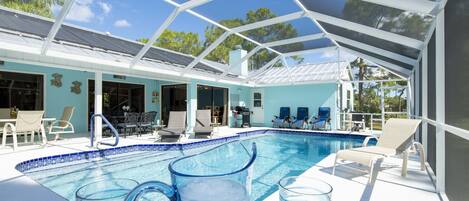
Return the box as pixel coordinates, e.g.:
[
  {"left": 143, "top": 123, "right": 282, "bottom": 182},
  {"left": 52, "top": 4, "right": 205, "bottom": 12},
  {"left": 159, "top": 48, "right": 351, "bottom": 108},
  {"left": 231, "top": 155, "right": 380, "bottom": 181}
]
[{"left": 41, "top": 0, "right": 75, "bottom": 55}]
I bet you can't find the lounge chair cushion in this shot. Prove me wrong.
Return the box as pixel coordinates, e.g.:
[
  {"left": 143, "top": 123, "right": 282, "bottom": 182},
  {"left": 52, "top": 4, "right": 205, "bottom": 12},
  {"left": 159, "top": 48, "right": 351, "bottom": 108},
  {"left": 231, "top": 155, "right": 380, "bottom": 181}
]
[
  {"left": 194, "top": 127, "right": 212, "bottom": 134},
  {"left": 159, "top": 128, "right": 185, "bottom": 136},
  {"left": 336, "top": 148, "right": 385, "bottom": 166}
]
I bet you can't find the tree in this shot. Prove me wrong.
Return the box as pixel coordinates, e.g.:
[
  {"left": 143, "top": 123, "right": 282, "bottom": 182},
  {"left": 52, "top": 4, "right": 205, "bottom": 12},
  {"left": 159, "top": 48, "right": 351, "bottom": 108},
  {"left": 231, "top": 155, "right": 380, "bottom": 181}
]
[
  {"left": 203, "top": 8, "right": 304, "bottom": 69},
  {"left": 0, "top": 0, "right": 64, "bottom": 18},
  {"left": 137, "top": 29, "right": 203, "bottom": 56}
]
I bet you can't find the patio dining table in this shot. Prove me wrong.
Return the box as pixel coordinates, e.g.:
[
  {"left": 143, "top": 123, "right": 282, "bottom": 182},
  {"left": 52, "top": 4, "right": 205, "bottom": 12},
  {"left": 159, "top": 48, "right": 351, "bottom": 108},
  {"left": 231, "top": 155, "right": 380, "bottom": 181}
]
[{"left": 0, "top": 117, "right": 57, "bottom": 144}]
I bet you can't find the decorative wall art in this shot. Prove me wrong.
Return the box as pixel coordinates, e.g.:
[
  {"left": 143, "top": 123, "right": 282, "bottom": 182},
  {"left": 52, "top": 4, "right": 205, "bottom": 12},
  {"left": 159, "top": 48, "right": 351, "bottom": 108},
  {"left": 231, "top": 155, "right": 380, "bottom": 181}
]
[
  {"left": 152, "top": 91, "right": 159, "bottom": 103},
  {"left": 51, "top": 73, "right": 63, "bottom": 87},
  {"left": 71, "top": 81, "right": 82, "bottom": 94}
]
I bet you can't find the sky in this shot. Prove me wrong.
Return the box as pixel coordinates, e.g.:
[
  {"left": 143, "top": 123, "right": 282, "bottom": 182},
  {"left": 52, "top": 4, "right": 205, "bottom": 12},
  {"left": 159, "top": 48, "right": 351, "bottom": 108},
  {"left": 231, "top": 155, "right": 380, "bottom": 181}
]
[{"left": 52, "top": 0, "right": 357, "bottom": 65}]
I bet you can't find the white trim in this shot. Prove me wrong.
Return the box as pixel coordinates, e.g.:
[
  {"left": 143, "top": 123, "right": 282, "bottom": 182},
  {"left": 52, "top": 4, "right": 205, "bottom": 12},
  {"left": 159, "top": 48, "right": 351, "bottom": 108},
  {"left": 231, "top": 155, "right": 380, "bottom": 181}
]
[
  {"left": 339, "top": 46, "right": 411, "bottom": 77},
  {"left": 422, "top": 47, "right": 428, "bottom": 157},
  {"left": 435, "top": 8, "right": 445, "bottom": 193},
  {"left": 248, "top": 55, "right": 281, "bottom": 79},
  {"left": 183, "top": 32, "right": 231, "bottom": 72},
  {"left": 360, "top": 0, "right": 438, "bottom": 15},
  {"left": 181, "top": 8, "right": 283, "bottom": 56},
  {"left": 254, "top": 79, "right": 338, "bottom": 87},
  {"left": 263, "top": 33, "right": 325, "bottom": 47},
  {"left": 283, "top": 46, "right": 337, "bottom": 57},
  {"left": 41, "top": 0, "right": 75, "bottom": 55},
  {"left": 129, "top": 8, "right": 180, "bottom": 68},
  {"left": 305, "top": 10, "right": 424, "bottom": 50},
  {"left": 231, "top": 11, "right": 305, "bottom": 33},
  {"left": 329, "top": 33, "right": 418, "bottom": 66}
]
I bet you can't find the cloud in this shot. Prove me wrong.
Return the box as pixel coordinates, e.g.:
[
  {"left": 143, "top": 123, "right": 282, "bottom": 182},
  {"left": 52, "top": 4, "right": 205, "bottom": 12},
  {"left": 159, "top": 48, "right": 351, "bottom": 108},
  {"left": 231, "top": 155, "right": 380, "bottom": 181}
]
[
  {"left": 66, "top": 0, "right": 95, "bottom": 22},
  {"left": 114, "top": 19, "right": 131, "bottom": 28},
  {"left": 98, "top": 2, "right": 111, "bottom": 14},
  {"left": 320, "top": 50, "right": 337, "bottom": 58}
]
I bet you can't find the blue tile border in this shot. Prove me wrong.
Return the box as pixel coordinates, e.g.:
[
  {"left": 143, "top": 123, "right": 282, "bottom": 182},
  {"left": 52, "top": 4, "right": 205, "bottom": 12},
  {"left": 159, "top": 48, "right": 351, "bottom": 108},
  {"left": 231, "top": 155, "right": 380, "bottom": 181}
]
[{"left": 15, "top": 129, "right": 372, "bottom": 172}]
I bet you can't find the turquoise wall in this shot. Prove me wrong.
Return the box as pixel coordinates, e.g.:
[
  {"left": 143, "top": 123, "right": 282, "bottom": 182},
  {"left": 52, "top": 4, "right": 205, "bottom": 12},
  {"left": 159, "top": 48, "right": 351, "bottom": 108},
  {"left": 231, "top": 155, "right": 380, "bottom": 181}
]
[
  {"left": 1, "top": 61, "right": 336, "bottom": 132},
  {"left": 1, "top": 61, "right": 159, "bottom": 133},
  {"left": 260, "top": 84, "right": 337, "bottom": 128}
]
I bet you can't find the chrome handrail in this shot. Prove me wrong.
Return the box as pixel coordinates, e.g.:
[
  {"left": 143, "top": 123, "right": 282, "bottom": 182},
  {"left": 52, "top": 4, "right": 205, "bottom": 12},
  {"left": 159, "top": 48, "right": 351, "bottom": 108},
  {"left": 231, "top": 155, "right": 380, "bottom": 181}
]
[{"left": 89, "top": 114, "right": 119, "bottom": 147}]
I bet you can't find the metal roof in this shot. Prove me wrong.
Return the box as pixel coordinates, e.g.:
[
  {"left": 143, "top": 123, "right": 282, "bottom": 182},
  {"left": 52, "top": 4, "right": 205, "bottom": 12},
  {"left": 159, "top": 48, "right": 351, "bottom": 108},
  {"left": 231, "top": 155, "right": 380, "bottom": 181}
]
[{"left": 250, "top": 61, "right": 350, "bottom": 85}]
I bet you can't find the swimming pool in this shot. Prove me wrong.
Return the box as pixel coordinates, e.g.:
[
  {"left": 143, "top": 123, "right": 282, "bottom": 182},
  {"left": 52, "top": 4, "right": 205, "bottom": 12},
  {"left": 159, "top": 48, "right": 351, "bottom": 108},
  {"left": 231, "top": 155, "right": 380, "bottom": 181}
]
[{"left": 21, "top": 131, "right": 369, "bottom": 200}]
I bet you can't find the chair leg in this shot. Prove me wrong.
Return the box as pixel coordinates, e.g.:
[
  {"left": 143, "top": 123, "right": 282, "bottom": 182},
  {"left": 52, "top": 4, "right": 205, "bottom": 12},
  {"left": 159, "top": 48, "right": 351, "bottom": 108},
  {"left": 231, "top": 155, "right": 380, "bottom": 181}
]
[
  {"left": 40, "top": 125, "right": 47, "bottom": 145},
  {"left": 23, "top": 132, "right": 28, "bottom": 143},
  {"left": 1, "top": 130, "right": 6, "bottom": 148},
  {"left": 30, "top": 131, "right": 35, "bottom": 143},
  {"left": 12, "top": 132, "right": 18, "bottom": 151},
  {"left": 332, "top": 154, "right": 339, "bottom": 175},
  {"left": 414, "top": 142, "right": 426, "bottom": 171},
  {"left": 402, "top": 150, "right": 409, "bottom": 177}
]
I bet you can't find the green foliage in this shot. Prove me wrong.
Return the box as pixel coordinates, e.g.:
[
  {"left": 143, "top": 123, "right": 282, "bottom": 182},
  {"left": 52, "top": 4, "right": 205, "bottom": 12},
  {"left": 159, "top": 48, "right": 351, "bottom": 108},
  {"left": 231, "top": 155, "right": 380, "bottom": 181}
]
[
  {"left": 0, "top": 0, "right": 63, "bottom": 18},
  {"left": 350, "top": 57, "right": 407, "bottom": 114},
  {"left": 137, "top": 29, "right": 203, "bottom": 56}
]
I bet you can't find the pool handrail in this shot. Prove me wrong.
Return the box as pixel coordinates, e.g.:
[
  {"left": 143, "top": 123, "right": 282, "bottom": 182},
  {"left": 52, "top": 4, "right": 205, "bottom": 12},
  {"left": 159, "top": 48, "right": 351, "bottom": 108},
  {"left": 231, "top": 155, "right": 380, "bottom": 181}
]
[{"left": 89, "top": 114, "right": 119, "bottom": 147}]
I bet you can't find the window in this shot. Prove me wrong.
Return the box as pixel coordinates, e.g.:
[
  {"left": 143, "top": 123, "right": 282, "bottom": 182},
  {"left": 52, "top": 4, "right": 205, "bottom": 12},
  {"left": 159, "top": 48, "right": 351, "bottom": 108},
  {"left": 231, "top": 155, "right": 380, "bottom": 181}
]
[
  {"left": 253, "top": 92, "right": 262, "bottom": 108},
  {"left": 88, "top": 80, "right": 145, "bottom": 119},
  {"left": 0, "top": 71, "right": 44, "bottom": 110},
  {"left": 197, "top": 85, "right": 229, "bottom": 125}
]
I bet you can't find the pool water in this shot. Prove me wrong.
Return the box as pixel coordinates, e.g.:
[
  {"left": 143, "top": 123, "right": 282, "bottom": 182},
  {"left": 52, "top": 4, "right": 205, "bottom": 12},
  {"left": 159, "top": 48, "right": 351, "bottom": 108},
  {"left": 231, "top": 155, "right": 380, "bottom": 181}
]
[{"left": 24, "top": 133, "right": 366, "bottom": 200}]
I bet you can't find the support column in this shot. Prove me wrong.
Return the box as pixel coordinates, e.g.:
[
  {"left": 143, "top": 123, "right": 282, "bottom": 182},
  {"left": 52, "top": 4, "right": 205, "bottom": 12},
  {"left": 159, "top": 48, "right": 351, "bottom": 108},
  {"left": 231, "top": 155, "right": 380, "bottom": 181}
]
[
  {"left": 435, "top": 9, "right": 446, "bottom": 193},
  {"left": 380, "top": 82, "right": 385, "bottom": 131},
  {"left": 186, "top": 81, "right": 197, "bottom": 135},
  {"left": 422, "top": 47, "right": 428, "bottom": 157},
  {"left": 94, "top": 72, "right": 103, "bottom": 141}
]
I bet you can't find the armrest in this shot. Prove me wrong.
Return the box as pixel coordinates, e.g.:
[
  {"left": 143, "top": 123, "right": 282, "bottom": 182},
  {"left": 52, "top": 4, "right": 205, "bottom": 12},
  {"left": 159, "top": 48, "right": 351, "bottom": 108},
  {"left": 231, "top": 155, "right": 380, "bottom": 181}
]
[
  {"left": 362, "top": 136, "right": 378, "bottom": 147},
  {"left": 3, "top": 123, "right": 16, "bottom": 133},
  {"left": 49, "top": 120, "right": 75, "bottom": 133}
]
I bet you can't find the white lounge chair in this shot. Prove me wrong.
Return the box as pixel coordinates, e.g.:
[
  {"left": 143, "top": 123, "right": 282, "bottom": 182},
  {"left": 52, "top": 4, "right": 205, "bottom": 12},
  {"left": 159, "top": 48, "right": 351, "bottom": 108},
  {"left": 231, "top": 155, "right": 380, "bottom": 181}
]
[
  {"left": 2, "top": 111, "right": 46, "bottom": 151},
  {"left": 194, "top": 110, "right": 214, "bottom": 139},
  {"left": 0, "top": 108, "right": 11, "bottom": 135},
  {"left": 332, "top": 118, "right": 423, "bottom": 182},
  {"left": 158, "top": 111, "right": 186, "bottom": 142},
  {"left": 49, "top": 106, "right": 75, "bottom": 141}
]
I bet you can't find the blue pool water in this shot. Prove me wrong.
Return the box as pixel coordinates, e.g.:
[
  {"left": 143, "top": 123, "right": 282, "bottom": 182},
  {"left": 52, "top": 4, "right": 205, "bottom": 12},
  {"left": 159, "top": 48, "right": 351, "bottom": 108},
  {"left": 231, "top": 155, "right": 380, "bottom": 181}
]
[{"left": 24, "top": 132, "right": 367, "bottom": 200}]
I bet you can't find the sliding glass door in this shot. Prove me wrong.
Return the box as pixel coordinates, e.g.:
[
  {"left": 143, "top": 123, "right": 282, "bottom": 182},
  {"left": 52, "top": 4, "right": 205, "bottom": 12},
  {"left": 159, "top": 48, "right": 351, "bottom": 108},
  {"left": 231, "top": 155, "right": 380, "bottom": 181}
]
[
  {"left": 0, "top": 71, "right": 44, "bottom": 110},
  {"left": 88, "top": 80, "right": 145, "bottom": 119},
  {"left": 197, "top": 85, "right": 229, "bottom": 126},
  {"left": 161, "top": 84, "right": 187, "bottom": 124}
]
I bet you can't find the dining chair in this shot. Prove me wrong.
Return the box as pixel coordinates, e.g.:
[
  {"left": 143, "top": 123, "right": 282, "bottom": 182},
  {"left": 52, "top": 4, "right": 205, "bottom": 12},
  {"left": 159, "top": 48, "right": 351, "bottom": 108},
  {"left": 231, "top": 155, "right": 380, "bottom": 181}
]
[
  {"left": 49, "top": 106, "right": 75, "bottom": 140},
  {"left": 0, "top": 108, "right": 10, "bottom": 135},
  {"left": 2, "top": 111, "right": 46, "bottom": 151}
]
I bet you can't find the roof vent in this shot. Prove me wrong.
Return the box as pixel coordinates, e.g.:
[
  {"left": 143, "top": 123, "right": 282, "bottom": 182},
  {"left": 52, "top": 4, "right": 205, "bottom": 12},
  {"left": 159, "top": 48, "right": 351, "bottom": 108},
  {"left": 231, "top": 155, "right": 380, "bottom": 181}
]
[{"left": 105, "top": 32, "right": 112, "bottom": 36}]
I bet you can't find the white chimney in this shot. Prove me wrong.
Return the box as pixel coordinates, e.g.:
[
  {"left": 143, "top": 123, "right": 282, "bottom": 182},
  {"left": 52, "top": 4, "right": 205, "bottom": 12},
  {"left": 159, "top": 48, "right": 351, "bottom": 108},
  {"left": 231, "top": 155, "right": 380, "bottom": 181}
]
[{"left": 229, "top": 45, "right": 248, "bottom": 77}]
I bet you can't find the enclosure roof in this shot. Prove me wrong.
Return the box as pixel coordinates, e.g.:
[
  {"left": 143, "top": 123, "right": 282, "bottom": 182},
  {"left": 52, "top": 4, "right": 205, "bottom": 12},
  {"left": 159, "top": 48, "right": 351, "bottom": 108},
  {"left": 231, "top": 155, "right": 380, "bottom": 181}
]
[
  {"left": 250, "top": 61, "right": 350, "bottom": 86},
  {"left": 0, "top": 0, "right": 445, "bottom": 85}
]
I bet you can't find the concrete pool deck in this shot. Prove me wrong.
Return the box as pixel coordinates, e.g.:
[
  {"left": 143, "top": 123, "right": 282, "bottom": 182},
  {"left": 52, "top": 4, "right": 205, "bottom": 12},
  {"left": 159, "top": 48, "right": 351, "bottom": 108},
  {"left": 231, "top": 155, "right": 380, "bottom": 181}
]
[{"left": 0, "top": 128, "right": 439, "bottom": 201}]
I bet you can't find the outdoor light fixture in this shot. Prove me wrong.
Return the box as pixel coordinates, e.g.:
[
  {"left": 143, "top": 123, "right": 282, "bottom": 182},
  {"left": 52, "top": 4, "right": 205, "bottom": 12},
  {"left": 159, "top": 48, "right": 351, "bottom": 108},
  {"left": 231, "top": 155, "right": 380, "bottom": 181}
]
[{"left": 0, "top": 60, "right": 4, "bottom": 66}]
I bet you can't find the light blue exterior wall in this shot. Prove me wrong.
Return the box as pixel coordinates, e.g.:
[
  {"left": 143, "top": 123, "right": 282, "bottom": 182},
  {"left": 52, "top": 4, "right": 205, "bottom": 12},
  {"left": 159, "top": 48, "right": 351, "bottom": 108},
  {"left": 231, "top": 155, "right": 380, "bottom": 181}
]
[
  {"left": 2, "top": 61, "right": 337, "bottom": 132},
  {"left": 259, "top": 84, "right": 337, "bottom": 128},
  {"left": 1, "top": 61, "right": 159, "bottom": 133}
]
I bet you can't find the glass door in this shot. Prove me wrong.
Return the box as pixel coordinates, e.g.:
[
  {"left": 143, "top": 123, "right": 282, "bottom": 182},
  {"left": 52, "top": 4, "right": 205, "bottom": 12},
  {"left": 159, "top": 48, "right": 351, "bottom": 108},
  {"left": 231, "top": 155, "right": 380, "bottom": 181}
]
[
  {"left": 161, "top": 84, "right": 187, "bottom": 124},
  {"left": 197, "top": 85, "right": 229, "bottom": 126}
]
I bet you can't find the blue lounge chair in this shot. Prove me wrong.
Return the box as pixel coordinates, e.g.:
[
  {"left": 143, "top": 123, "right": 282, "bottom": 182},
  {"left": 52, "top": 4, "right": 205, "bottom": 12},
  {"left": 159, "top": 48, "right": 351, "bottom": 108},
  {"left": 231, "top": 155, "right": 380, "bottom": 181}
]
[
  {"left": 272, "top": 107, "right": 291, "bottom": 128},
  {"left": 311, "top": 107, "right": 331, "bottom": 130},
  {"left": 291, "top": 107, "right": 309, "bottom": 129}
]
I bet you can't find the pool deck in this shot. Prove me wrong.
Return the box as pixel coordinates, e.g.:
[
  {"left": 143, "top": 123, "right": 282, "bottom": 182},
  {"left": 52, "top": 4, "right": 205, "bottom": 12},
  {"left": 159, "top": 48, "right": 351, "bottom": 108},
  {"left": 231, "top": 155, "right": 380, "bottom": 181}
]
[{"left": 0, "top": 127, "right": 440, "bottom": 201}]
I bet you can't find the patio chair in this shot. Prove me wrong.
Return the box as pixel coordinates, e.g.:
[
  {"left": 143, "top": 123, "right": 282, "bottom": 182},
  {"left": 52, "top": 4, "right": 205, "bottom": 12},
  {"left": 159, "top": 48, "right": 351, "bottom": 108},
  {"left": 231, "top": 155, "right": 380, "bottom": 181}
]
[
  {"left": 291, "top": 107, "right": 309, "bottom": 129},
  {"left": 332, "top": 118, "right": 423, "bottom": 183},
  {"left": 2, "top": 111, "right": 46, "bottom": 151},
  {"left": 272, "top": 107, "right": 291, "bottom": 128},
  {"left": 194, "top": 110, "right": 213, "bottom": 139},
  {"left": 0, "top": 108, "right": 10, "bottom": 135},
  {"left": 138, "top": 111, "right": 157, "bottom": 136},
  {"left": 117, "top": 112, "right": 140, "bottom": 138},
  {"left": 310, "top": 107, "right": 331, "bottom": 130},
  {"left": 49, "top": 106, "right": 75, "bottom": 141},
  {"left": 158, "top": 111, "right": 186, "bottom": 142}
]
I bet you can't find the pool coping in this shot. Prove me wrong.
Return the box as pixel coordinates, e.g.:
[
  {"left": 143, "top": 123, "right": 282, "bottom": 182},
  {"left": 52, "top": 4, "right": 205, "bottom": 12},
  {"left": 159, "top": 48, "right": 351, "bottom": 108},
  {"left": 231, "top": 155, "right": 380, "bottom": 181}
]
[{"left": 16, "top": 129, "right": 370, "bottom": 173}]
